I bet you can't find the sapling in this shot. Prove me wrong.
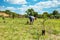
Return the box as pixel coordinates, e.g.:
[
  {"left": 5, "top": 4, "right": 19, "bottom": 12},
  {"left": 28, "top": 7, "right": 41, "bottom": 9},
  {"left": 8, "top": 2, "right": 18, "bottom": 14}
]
[
  {"left": 2, "top": 16, "right": 5, "bottom": 23},
  {"left": 42, "top": 13, "right": 48, "bottom": 35}
]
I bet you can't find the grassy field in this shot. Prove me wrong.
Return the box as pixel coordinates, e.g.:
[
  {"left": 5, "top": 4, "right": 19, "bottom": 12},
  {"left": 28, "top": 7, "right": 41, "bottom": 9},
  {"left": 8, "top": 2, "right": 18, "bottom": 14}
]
[{"left": 0, "top": 17, "right": 60, "bottom": 40}]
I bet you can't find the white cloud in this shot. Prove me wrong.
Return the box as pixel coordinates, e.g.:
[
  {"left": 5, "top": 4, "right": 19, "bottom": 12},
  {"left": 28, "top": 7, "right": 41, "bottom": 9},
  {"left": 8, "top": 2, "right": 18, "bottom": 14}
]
[
  {"left": 6, "top": 7, "right": 16, "bottom": 10},
  {"left": 4, "top": 0, "right": 27, "bottom": 4},
  {"left": 18, "top": 0, "right": 60, "bottom": 14},
  {"left": 35, "top": 1, "right": 60, "bottom": 8},
  {"left": 1, "top": 0, "right": 60, "bottom": 14},
  {"left": 0, "top": 6, "right": 16, "bottom": 11},
  {"left": 32, "top": 0, "right": 60, "bottom": 13},
  {"left": 17, "top": 5, "right": 42, "bottom": 14}
]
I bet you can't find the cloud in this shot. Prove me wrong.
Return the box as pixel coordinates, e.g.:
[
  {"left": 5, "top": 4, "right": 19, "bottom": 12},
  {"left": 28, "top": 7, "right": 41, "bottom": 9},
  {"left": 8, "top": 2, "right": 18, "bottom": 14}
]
[
  {"left": 17, "top": 0, "right": 60, "bottom": 14},
  {"left": 29, "top": 0, "right": 60, "bottom": 13},
  {"left": 17, "top": 5, "right": 42, "bottom": 14},
  {"left": 1, "top": 0, "right": 60, "bottom": 14},
  {"left": 0, "top": 6, "right": 16, "bottom": 11},
  {"left": 35, "top": 1, "right": 60, "bottom": 8},
  {"left": 6, "top": 7, "right": 16, "bottom": 10},
  {"left": 4, "top": 0, "right": 27, "bottom": 4}
]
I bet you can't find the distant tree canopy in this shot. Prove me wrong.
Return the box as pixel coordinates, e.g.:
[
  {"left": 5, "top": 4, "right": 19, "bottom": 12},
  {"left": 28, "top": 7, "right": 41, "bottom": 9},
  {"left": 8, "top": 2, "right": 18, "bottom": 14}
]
[
  {"left": 42, "top": 12, "right": 49, "bottom": 18},
  {"left": 52, "top": 10, "right": 59, "bottom": 15},
  {"left": 52, "top": 10, "right": 60, "bottom": 19},
  {"left": 26, "top": 8, "right": 38, "bottom": 17},
  {"left": 0, "top": 10, "right": 20, "bottom": 18},
  {"left": 0, "top": 9, "right": 60, "bottom": 19},
  {"left": 5, "top": 10, "right": 11, "bottom": 15},
  {"left": 25, "top": 9, "right": 60, "bottom": 19}
]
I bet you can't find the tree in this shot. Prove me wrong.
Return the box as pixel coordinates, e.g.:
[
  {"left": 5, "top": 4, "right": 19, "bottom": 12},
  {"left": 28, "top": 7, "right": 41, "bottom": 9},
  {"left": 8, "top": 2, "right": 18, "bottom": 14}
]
[
  {"left": 41, "top": 12, "right": 49, "bottom": 35},
  {"left": 52, "top": 10, "right": 59, "bottom": 15},
  {"left": 52, "top": 10, "right": 59, "bottom": 19},
  {"left": 5, "top": 10, "right": 11, "bottom": 14},
  {"left": 11, "top": 12, "right": 18, "bottom": 19},
  {"left": 26, "top": 8, "right": 38, "bottom": 17},
  {"left": 34, "top": 12, "right": 38, "bottom": 17},
  {"left": 5, "top": 10, "right": 12, "bottom": 17}
]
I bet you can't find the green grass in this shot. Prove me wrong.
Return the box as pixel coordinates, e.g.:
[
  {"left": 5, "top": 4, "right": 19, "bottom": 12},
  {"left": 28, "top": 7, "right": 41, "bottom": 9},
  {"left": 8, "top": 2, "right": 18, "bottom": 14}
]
[{"left": 0, "top": 17, "right": 60, "bottom": 40}]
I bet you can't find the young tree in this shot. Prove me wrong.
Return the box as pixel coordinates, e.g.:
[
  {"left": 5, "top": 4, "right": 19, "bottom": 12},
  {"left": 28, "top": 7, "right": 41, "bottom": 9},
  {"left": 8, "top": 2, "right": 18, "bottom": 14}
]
[
  {"left": 42, "top": 12, "right": 49, "bottom": 35},
  {"left": 11, "top": 12, "right": 17, "bottom": 19}
]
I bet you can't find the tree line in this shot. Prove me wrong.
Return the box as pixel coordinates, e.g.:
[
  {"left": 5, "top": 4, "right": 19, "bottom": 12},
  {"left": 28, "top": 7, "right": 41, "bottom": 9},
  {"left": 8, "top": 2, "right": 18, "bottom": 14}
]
[
  {"left": 25, "top": 8, "right": 60, "bottom": 19},
  {"left": 0, "top": 8, "right": 60, "bottom": 19},
  {"left": 0, "top": 10, "right": 25, "bottom": 19}
]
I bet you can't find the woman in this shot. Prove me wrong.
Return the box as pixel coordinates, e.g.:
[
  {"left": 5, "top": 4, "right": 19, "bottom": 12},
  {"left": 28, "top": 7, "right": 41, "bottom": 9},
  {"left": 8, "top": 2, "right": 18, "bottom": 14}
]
[{"left": 29, "top": 15, "right": 35, "bottom": 24}]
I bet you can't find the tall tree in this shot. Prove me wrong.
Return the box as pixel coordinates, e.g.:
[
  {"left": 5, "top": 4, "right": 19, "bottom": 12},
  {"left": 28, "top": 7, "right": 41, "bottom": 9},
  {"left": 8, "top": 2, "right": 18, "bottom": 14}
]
[
  {"left": 52, "top": 10, "right": 59, "bottom": 19},
  {"left": 52, "top": 10, "right": 59, "bottom": 15},
  {"left": 26, "top": 8, "right": 38, "bottom": 17}
]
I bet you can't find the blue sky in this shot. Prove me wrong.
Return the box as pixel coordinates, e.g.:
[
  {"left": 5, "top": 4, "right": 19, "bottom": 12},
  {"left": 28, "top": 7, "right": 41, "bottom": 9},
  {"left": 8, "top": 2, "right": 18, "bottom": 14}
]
[{"left": 0, "top": 0, "right": 60, "bottom": 14}]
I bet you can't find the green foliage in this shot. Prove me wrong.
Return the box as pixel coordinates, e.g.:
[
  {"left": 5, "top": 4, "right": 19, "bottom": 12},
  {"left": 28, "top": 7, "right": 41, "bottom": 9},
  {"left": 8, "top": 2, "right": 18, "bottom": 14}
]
[
  {"left": 52, "top": 10, "right": 60, "bottom": 19},
  {"left": 38, "top": 14, "right": 42, "bottom": 18},
  {"left": 0, "top": 10, "right": 21, "bottom": 18},
  {"left": 52, "top": 10, "right": 59, "bottom": 15},
  {"left": 5, "top": 10, "right": 11, "bottom": 15},
  {"left": 34, "top": 12, "right": 38, "bottom": 17},
  {"left": 24, "top": 14, "right": 28, "bottom": 18},
  {"left": 26, "top": 8, "right": 34, "bottom": 16},
  {"left": 37, "top": 10, "right": 60, "bottom": 19},
  {"left": 11, "top": 12, "right": 17, "bottom": 19},
  {"left": 42, "top": 12, "right": 49, "bottom": 19},
  {"left": 0, "top": 10, "right": 60, "bottom": 19},
  {"left": 26, "top": 8, "right": 38, "bottom": 17}
]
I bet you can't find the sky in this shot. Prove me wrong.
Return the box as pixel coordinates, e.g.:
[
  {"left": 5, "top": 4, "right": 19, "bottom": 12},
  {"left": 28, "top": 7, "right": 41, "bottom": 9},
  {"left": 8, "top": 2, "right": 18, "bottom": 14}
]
[{"left": 0, "top": 0, "right": 60, "bottom": 14}]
